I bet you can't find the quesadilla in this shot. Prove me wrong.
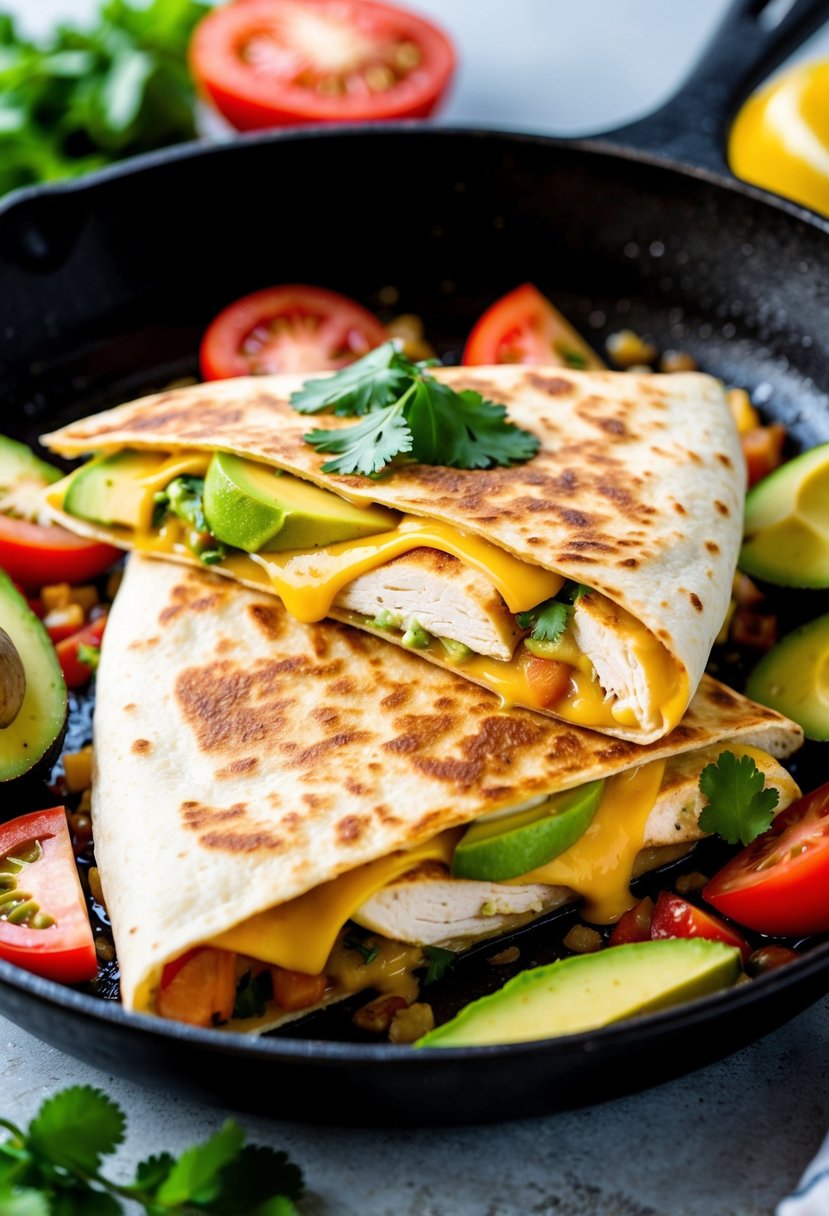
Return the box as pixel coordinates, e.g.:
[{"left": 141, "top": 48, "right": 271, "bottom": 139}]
[
  {"left": 43, "top": 365, "right": 744, "bottom": 744},
  {"left": 91, "top": 555, "right": 800, "bottom": 1033}
]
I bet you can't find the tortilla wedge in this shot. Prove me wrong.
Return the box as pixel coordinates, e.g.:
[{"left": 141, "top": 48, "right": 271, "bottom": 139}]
[
  {"left": 44, "top": 365, "right": 744, "bottom": 743},
  {"left": 91, "top": 556, "right": 800, "bottom": 1033}
]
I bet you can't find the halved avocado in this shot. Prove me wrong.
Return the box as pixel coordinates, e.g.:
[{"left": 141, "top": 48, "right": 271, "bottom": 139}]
[
  {"left": 740, "top": 442, "right": 829, "bottom": 587},
  {"left": 63, "top": 450, "right": 168, "bottom": 528},
  {"left": 416, "top": 939, "right": 740, "bottom": 1047},
  {"left": 451, "top": 779, "right": 605, "bottom": 881},
  {"left": 203, "top": 451, "right": 399, "bottom": 553},
  {"left": 746, "top": 612, "right": 829, "bottom": 740},
  {"left": 0, "top": 570, "right": 67, "bottom": 787},
  {"left": 0, "top": 433, "right": 62, "bottom": 524}
]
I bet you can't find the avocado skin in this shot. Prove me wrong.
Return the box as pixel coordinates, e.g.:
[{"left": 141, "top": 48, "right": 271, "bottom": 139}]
[
  {"left": 0, "top": 570, "right": 68, "bottom": 792},
  {"left": 416, "top": 939, "right": 740, "bottom": 1048}
]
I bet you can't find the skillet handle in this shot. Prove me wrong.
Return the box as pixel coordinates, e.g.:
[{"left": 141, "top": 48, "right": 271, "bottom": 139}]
[{"left": 598, "top": 0, "right": 829, "bottom": 174}]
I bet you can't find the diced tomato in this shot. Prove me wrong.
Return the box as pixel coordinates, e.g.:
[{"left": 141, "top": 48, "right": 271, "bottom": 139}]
[
  {"left": 609, "top": 897, "right": 654, "bottom": 946},
  {"left": 158, "top": 947, "right": 237, "bottom": 1026},
  {"left": 44, "top": 603, "right": 86, "bottom": 643},
  {"left": 650, "top": 892, "right": 751, "bottom": 966},
  {"left": 200, "top": 285, "right": 387, "bottom": 379},
  {"left": 190, "top": 0, "right": 456, "bottom": 130},
  {"left": 55, "top": 613, "right": 107, "bottom": 689},
  {"left": 462, "top": 283, "right": 604, "bottom": 369},
  {"left": 271, "top": 966, "right": 328, "bottom": 1011},
  {"left": 0, "top": 807, "right": 97, "bottom": 984},
  {"left": 524, "top": 655, "right": 572, "bottom": 709},
  {"left": 742, "top": 423, "right": 786, "bottom": 487},
  {"left": 704, "top": 781, "right": 829, "bottom": 937},
  {"left": 730, "top": 607, "right": 777, "bottom": 651},
  {"left": 0, "top": 514, "right": 120, "bottom": 589}
]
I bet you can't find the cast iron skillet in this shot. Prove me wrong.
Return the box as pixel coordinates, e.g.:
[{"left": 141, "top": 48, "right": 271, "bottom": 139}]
[{"left": 1, "top": 0, "right": 829, "bottom": 1127}]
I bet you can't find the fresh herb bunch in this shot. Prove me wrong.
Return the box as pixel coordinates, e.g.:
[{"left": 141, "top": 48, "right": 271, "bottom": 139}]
[
  {"left": 291, "top": 342, "right": 540, "bottom": 477},
  {"left": 0, "top": 0, "right": 212, "bottom": 199},
  {"left": 698, "top": 751, "right": 780, "bottom": 846},
  {"left": 0, "top": 1085, "right": 303, "bottom": 1214}
]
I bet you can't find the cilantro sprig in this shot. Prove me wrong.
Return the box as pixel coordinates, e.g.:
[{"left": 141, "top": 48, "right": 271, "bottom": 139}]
[
  {"left": 516, "top": 599, "right": 571, "bottom": 644},
  {"left": 0, "top": 1086, "right": 303, "bottom": 1215},
  {"left": 291, "top": 342, "right": 540, "bottom": 477},
  {"left": 698, "top": 751, "right": 780, "bottom": 846}
]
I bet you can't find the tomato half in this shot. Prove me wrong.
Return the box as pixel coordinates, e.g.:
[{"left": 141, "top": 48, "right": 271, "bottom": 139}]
[
  {"left": 462, "top": 283, "right": 605, "bottom": 369},
  {"left": 650, "top": 892, "right": 751, "bottom": 965},
  {"left": 190, "top": 0, "right": 456, "bottom": 130},
  {"left": 200, "top": 285, "right": 388, "bottom": 380},
  {"left": 0, "top": 807, "right": 97, "bottom": 983},
  {"left": 704, "top": 781, "right": 829, "bottom": 936},
  {"left": 0, "top": 514, "right": 120, "bottom": 590}
]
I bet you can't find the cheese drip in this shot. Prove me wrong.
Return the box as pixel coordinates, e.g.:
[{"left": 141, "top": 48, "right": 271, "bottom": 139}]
[
  {"left": 510, "top": 758, "right": 667, "bottom": 923},
  {"left": 208, "top": 830, "right": 461, "bottom": 974}
]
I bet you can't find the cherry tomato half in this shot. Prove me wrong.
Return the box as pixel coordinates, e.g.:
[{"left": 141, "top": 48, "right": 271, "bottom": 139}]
[
  {"left": 462, "top": 283, "right": 605, "bottom": 369},
  {"left": 200, "top": 285, "right": 388, "bottom": 380},
  {"left": 0, "top": 807, "right": 97, "bottom": 984},
  {"left": 650, "top": 891, "right": 751, "bottom": 966},
  {"left": 0, "top": 514, "right": 120, "bottom": 590},
  {"left": 704, "top": 781, "right": 829, "bottom": 937},
  {"left": 190, "top": 0, "right": 456, "bottom": 130}
]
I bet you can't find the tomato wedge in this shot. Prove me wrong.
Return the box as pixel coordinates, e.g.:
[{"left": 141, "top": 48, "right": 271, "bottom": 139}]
[
  {"left": 0, "top": 806, "right": 96, "bottom": 983},
  {"left": 200, "top": 284, "right": 387, "bottom": 380},
  {"left": 704, "top": 781, "right": 829, "bottom": 936},
  {"left": 650, "top": 892, "right": 750, "bottom": 966},
  {"left": 462, "top": 283, "right": 605, "bottom": 369},
  {"left": 0, "top": 514, "right": 120, "bottom": 590},
  {"left": 190, "top": 0, "right": 456, "bottom": 130}
]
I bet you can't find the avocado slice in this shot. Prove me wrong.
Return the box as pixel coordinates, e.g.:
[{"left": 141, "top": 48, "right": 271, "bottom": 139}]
[
  {"left": 417, "top": 939, "right": 740, "bottom": 1047},
  {"left": 203, "top": 451, "right": 399, "bottom": 553},
  {"left": 740, "top": 442, "right": 829, "bottom": 587},
  {"left": 63, "top": 449, "right": 170, "bottom": 529},
  {"left": 0, "top": 433, "right": 62, "bottom": 524},
  {"left": 451, "top": 779, "right": 605, "bottom": 882},
  {"left": 746, "top": 612, "right": 829, "bottom": 740},
  {"left": 0, "top": 570, "right": 67, "bottom": 785}
]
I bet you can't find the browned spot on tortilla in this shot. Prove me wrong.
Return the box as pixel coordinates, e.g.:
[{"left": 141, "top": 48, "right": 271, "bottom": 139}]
[
  {"left": 290, "top": 731, "right": 371, "bottom": 768},
  {"left": 705, "top": 540, "right": 720, "bottom": 554},
  {"left": 414, "top": 715, "right": 546, "bottom": 791},
  {"left": 385, "top": 713, "right": 455, "bottom": 756},
  {"left": 175, "top": 657, "right": 306, "bottom": 754},
  {"left": 123, "top": 703, "right": 136, "bottom": 712},
  {"left": 328, "top": 676, "right": 356, "bottom": 696},
  {"left": 716, "top": 453, "right": 733, "bottom": 467},
  {"left": 248, "top": 602, "right": 285, "bottom": 640},
  {"left": 131, "top": 738, "right": 152, "bottom": 754},
  {"left": 711, "top": 685, "right": 738, "bottom": 708},
  {"left": 215, "top": 756, "right": 258, "bottom": 778},
  {"left": 594, "top": 416, "right": 626, "bottom": 436},
  {"left": 690, "top": 592, "right": 703, "bottom": 612},
  {"left": 190, "top": 594, "right": 221, "bottom": 613},
  {"left": 129, "top": 635, "right": 160, "bottom": 648},
  {"left": 674, "top": 502, "right": 687, "bottom": 515},
  {"left": 526, "top": 536, "right": 542, "bottom": 544},
  {"left": 380, "top": 688, "right": 410, "bottom": 709},
  {"left": 215, "top": 638, "right": 236, "bottom": 655},
  {"left": 344, "top": 777, "right": 366, "bottom": 795},
  {"left": 525, "top": 372, "right": 573, "bottom": 395},
  {"left": 159, "top": 604, "right": 184, "bottom": 625},
  {"left": 201, "top": 830, "right": 283, "bottom": 852},
  {"left": 337, "top": 814, "right": 367, "bottom": 844},
  {"left": 619, "top": 557, "right": 639, "bottom": 568},
  {"left": 311, "top": 706, "right": 339, "bottom": 727},
  {"left": 714, "top": 500, "right": 730, "bottom": 515}
]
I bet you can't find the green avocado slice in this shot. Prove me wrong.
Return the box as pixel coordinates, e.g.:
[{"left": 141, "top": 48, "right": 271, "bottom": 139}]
[
  {"left": 746, "top": 612, "right": 829, "bottom": 740},
  {"left": 63, "top": 450, "right": 168, "bottom": 528},
  {"left": 740, "top": 442, "right": 829, "bottom": 587},
  {"left": 203, "top": 450, "right": 399, "bottom": 553},
  {"left": 0, "top": 433, "right": 62, "bottom": 524},
  {"left": 451, "top": 779, "right": 604, "bottom": 882},
  {"left": 416, "top": 939, "right": 740, "bottom": 1047},
  {"left": 0, "top": 570, "right": 67, "bottom": 785}
]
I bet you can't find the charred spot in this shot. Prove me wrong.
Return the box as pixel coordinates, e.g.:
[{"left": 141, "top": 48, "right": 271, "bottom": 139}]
[
  {"left": 310, "top": 706, "right": 340, "bottom": 727},
  {"left": 131, "top": 738, "right": 152, "bottom": 754},
  {"left": 711, "top": 686, "right": 738, "bottom": 708},
  {"left": 714, "top": 500, "right": 730, "bottom": 516},
  {"left": 380, "top": 688, "right": 410, "bottom": 710},
  {"left": 129, "top": 635, "right": 160, "bottom": 647},
  {"left": 344, "top": 777, "right": 367, "bottom": 796},
  {"left": 385, "top": 713, "right": 456, "bottom": 755},
  {"left": 158, "top": 604, "right": 184, "bottom": 625},
  {"left": 337, "top": 815, "right": 367, "bottom": 844},
  {"left": 525, "top": 372, "right": 573, "bottom": 395},
  {"left": 215, "top": 638, "right": 235, "bottom": 655},
  {"left": 716, "top": 453, "right": 733, "bottom": 467},
  {"left": 123, "top": 703, "right": 136, "bottom": 712},
  {"left": 190, "top": 594, "right": 221, "bottom": 613},
  {"left": 594, "top": 416, "right": 627, "bottom": 436},
  {"left": 705, "top": 540, "right": 720, "bottom": 554},
  {"left": 526, "top": 536, "right": 542, "bottom": 545},
  {"left": 619, "top": 557, "right": 639, "bottom": 568},
  {"left": 200, "top": 830, "right": 283, "bottom": 852},
  {"left": 175, "top": 659, "right": 301, "bottom": 753},
  {"left": 413, "top": 715, "right": 546, "bottom": 790},
  {"left": 674, "top": 502, "right": 687, "bottom": 515},
  {"left": 555, "top": 552, "right": 597, "bottom": 563},
  {"left": 690, "top": 592, "right": 703, "bottom": 612},
  {"left": 214, "top": 756, "right": 258, "bottom": 779},
  {"left": 328, "top": 677, "right": 357, "bottom": 697},
  {"left": 557, "top": 506, "right": 593, "bottom": 528},
  {"left": 290, "top": 731, "right": 371, "bottom": 768},
  {"left": 248, "top": 603, "right": 285, "bottom": 640}
]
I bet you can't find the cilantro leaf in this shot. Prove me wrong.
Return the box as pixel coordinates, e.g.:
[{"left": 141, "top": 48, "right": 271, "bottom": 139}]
[
  {"left": 154, "top": 1120, "right": 244, "bottom": 1207},
  {"left": 291, "top": 342, "right": 413, "bottom": 416},
  {"left": 405, "top": 380, "right": 539, "bottom": 469},
  {"left": 77, "top": 643, "right": 101, "bottom": 672},
  {"left": 0, "top": 1189, "right": 51, "bottom": 1216},
  {"left": 50, "top": 1187, "right": 122, "bottom": 1216},
  {"left": 133, "top": 1152, "right": 176, "bottom": 1192},
  {"left": 305, "top": 402, "right": 413, "bottom": 477},
  {"left": 516, "top": 599, "right": 570, "bottom": 642},
  {"left": 200, "top": 1145, "right": 304, "bottom": 1213},
  {"left": 698, "top": 751, "right": 780, "bottom": 846},
  {"left": 422, "top": 946, "right": 455, "bottom": 985},
  {"left": 28, "top": 1087, "right": 125, "bottom": 1177}
]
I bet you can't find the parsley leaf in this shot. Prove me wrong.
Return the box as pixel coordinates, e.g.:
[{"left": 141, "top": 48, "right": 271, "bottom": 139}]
[
  {"left": 305, "top": 401, "right": 414, "bottom": 476},
  {"left": 28, "top": 1086, "right": 125, "bottom": 1176},
  {"left": 698, "top": 751, "right": 780, "bottom": 846},
  {"left": 293, "top": 343, "right": 540, "bottom": 477},
  {"left": 133, "top": 1152, "right": 176, "bottom": 1192},
  {"left": 516, "top": 599, "right": 571, "bottom": 642},
  {"left": 421, "top": 946, "right": 456, "bottom": 985}
]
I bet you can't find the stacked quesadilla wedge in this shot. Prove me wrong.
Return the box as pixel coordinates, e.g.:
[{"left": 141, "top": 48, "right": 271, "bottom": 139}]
[
  {"left": 92, "top": 556, "right": 801, "bottom": 1033},
  {"left": 44, "top": 365, "right": 744, "bottom": 743}
]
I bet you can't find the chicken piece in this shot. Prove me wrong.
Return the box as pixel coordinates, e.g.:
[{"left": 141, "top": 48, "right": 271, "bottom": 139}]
[
  {"left": 571, "top": 591, "right": 662, "bottom": 732},
  {"left": 334, "top": 547, "right": 520, "bottom": 661}
]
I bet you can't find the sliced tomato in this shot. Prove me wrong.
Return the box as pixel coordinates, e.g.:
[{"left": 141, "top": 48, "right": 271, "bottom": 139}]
[
  {"left": 651, "top": 892, "right": 750, "bottom": 966},
  {"left": 200, "top": 284, "right": 387, "bottom": 380},
  {"left": 55, "top": 612, "right": 107, "bottom": 689},
  {"left": 0, "top": 806, "right": 96, "bottom": 984},
  {"left": 191, "top": 0, "right": 455, "bottom": 130},
  {"left": 158, "top": 947, "right": 237, "bottom": 1026},
  {"left": 608, "top": 896, "right": 654, "bottom": 946},
  {"left": 704, "top": 782, "right": 829, "bottom": 936},
  {"left": 462, "top": 283, "right": 605, "bottom": 369},
  {"left": 0, "top": 514, "right": 120, "bottom": 590},
  {"left": 524, "top": 654, "right": 572, "bottom": 709}
]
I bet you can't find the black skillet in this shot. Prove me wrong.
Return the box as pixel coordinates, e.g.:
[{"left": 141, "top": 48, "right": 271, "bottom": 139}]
[{"left": 1, "top": 0, "right": 829, "bottom": 1127}]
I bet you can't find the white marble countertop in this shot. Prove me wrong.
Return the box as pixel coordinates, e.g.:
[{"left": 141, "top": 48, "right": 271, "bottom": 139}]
[{"left": 4, "top": 2, "right": 829, "bottom": 1213}]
